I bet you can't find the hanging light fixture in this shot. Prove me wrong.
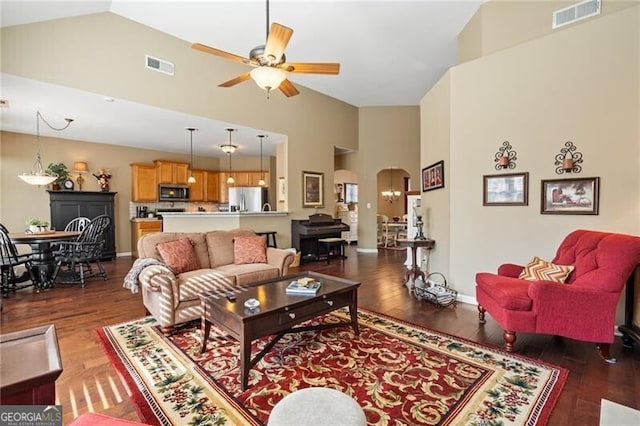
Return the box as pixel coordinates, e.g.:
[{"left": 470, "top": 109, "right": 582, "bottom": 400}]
[
  {"left": 18, "top": 110, "right": 74, "bottom": 186},
  {"left": 222, "top": 128, "right": 236, "bottom": 184},
  {"left": 381, "top": 167, "right": 401, "bottom": 203},
  {"left": 257, "top": 134, "right": 267, "bottom": 186},
  {"left": 186, "top": 127, "right": 198, "bottom": 184}
]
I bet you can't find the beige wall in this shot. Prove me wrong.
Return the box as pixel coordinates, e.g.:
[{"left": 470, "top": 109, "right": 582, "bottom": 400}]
[
  {"left": 458, "top": 0, "right": 636, "bottom": 63},
  {"left": 1, "top": 12, "right": 358, "bottom": 224},
  {"left": 423, "top": 5, "right": 640, "bottom": 326},
  {"left": 356, "top": 107, "right": 421, "bottom": 250}
]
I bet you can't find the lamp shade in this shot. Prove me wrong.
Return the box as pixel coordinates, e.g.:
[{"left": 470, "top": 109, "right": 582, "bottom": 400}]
[
  {"left": 220, "top": 144, "right": 237, "bottom": 154},
  {"left": 73, "top": 161, "right": 89, "bottom": 173},
  {"left": 250, "top": 67, "right": 286, "bottom": 90}
]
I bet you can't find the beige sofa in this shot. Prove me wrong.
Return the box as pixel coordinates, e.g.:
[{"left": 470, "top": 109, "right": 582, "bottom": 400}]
[{"left": 136, "top": 228, "right": 295, "bottom": 334}]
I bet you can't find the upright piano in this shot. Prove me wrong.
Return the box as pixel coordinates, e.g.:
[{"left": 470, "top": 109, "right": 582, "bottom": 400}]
[{"left": 291, "top": 214, "right": 350, "bottom": 263}]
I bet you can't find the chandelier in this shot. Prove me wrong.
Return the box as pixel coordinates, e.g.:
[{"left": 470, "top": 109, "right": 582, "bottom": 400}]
[
  {"left": 381, "top": 167, "right": 401, "bottom": 203},
  {"left": 186, "top": 127, "right": 198, "bottom": 184},
  {"left": 222, "top": 128, "right": 236, "bottom": 184},
  {"left": 18, "top": 110, "right": 74, "bottom": 186},
  {"left": 257, "top": 134, "right": 267, "bottom": 186}
]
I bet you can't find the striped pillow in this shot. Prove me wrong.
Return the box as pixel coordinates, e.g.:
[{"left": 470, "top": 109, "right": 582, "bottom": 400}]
[{"left": 519, "top": 256, "right": 574, "bottom": 283}]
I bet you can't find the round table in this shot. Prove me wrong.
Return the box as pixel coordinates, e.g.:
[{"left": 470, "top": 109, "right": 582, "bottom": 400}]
[{"left": 9, "top": 231, "right": 80, "bottom": 291}]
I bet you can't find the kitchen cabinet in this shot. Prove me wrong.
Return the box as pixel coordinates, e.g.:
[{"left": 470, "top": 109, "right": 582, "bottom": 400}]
[
  {"left": 131, "top": 220, "right": 162, "bottom": 258},
  {"left": 49, "top": 191, "right": 116, "bottom": 259},
  {"left": 188, "top": 169, "right": 205, "bottom": 202},
  {"left": 155, "top": 160, "right": 189, "bottom": 185},
  {"left": 131, "top": 163, "right": 157, "bottom": 202},
  {"left": 204, "top": 171, "right": 220, "bottom": 202},
  {"left": 250, "top": 171, "right": 269, "bottom": 186},
  {"left": 233, "top": 172, "right": 251, "bottom": 187},
  {"left": 219, "top": 172, "right": 229, "bottom": 203},
  {"left": 339, "top": 210, "right": 358, "bottom": 243}
]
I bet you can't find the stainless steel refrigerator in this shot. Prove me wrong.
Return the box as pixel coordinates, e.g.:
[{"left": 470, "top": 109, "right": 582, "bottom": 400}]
[{"left": 228, "top": 187, "right": 268, "bottom": 212}]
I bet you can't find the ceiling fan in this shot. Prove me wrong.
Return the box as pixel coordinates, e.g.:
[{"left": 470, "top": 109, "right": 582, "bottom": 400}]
[{"left": 191, "top": 0, "right": 340, "bottom": 97}]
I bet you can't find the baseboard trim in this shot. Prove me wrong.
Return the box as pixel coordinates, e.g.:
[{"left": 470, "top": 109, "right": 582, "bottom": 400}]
[{"left": 357, "top": 248, "right": 379, "bottom": 253}]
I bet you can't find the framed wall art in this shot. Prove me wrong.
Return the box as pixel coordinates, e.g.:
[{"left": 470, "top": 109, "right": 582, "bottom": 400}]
[
  {"left": 483, "top": 172, "right": 529, "bottom": 206},
  {"left": 541, "top": 177, "right": 600, "bottom": 215},
  {"left": 422, "top": 160, "right": 444, "bottom": 192},
  {"left": 302, "top": 171, "right": 324, "bottom": 208}
]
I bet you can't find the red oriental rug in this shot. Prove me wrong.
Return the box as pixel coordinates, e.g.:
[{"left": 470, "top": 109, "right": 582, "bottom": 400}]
[{"left": 98, "top": 308, "right": 568, "bottom": 425}]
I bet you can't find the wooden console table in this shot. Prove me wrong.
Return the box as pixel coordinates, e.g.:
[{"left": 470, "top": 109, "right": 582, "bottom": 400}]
[
  {"left": 396, "top": 239, "right": 435, "bottom": 283},
  {"left": 0, "top": 324, "right": 63, "bottom": 405}
]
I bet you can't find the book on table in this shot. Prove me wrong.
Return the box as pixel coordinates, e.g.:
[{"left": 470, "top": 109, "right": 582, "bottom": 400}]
[{"left": 286, "top": 277, "right": 321, "bottom": 295}]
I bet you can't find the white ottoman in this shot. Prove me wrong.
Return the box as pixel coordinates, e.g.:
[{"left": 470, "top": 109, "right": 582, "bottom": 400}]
[{"left": 268, "top": 387, "right": 367, "bottom": 426}]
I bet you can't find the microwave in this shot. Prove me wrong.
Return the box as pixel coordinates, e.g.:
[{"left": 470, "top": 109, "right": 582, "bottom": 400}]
[{"left": 158, "top": 185, "right": 190, "bottom": 201}]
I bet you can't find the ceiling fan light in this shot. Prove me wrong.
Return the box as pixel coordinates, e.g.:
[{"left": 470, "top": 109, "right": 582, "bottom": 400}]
[{"left": 250, "top": 67, "right": 286, "bottom": 90}]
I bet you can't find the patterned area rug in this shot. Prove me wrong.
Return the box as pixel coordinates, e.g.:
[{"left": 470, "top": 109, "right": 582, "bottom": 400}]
[{"left": 98, "top": 308, "right": 568, "bottom": 425}]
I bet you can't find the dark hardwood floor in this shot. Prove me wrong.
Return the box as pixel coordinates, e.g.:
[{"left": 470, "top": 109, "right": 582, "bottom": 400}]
[{"left": 1, "top": 245, "right": 638, "bottom": 425}]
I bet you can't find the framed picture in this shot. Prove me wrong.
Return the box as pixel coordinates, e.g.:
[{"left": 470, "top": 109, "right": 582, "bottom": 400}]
[
  {"left": 344, "top": 182, "right": 358, "bottom": 204},
  {"left": 278, "top": 177, "right": 286, "bottom": 203},
  {"left": 422, "top": 160, "right": 445, "bottom": 192},
  {"left": 302, "top": 171, "right": 324, "bottom": 208},
  {"left": 483, "top": 172, "right": 529, "bottom": 206},
  {"left": 541, "top": 177, "right": 600, "bottom": 215}
]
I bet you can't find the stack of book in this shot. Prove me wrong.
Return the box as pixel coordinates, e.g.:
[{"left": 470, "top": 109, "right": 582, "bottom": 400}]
[{"left": 286, "top": 277, "right": 321, "bottom": 295}]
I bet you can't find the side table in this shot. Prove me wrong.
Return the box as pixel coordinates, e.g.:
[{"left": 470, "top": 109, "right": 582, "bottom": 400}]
[
  {"left": 396, "top": 239, "right": 435, "bottom": 284},
  {"left": 0, "top": 324, "right": 63, "bottom": 405}
]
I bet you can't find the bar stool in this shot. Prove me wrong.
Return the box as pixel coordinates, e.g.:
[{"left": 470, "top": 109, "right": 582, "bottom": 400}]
[
  {"left": 256, "top": 231, "right": 277, "bottom": 248},
  {"left": 317, "top": 237, "right": 347, "bottom": 264}
]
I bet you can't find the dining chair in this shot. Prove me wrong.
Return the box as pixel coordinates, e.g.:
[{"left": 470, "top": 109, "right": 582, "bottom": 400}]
[
  {"left": 65, "top": 216, "right": 91, "bottom": 232},
  {"left": 0, "top": 224, "right": 36, "bottom": 301},
  {"left": 52, "top": 215, "right": 112, "bottom": 287}
]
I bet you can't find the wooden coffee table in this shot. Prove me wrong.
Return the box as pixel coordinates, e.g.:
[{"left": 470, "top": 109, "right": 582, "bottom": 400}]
[{"left": 199, "top": 271, "right": 360, "bottom": 390}]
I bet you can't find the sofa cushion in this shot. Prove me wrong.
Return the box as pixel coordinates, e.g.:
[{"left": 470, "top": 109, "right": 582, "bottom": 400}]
[
  {"left": 476, "top": 272, "right": 532, "bottom": 311},
  {"left": 234, "top": 235, "right": 267, "bottom": 264},
  {"left": 518, "top": 256, "right": 574, "bottom": 283},
  {"left": 156, "top": 237, "right": 200, "bottom": 274},
  {"left": 215, "top": 263, "right": 280, "bottom": 286},
  {"left": 206, "top": 229, "right": 258, "bottom": 268},
  {"left": 177, "top": 268, "right": 235, "bottom": 301}
]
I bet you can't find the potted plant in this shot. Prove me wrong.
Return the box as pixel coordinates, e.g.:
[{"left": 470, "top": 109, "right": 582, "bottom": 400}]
[
  {"left": 46, "top": 162, "right": 70, "bottom": 190},
  {"left": 26, "top": 218, "right": 49, "bottom": 233}
]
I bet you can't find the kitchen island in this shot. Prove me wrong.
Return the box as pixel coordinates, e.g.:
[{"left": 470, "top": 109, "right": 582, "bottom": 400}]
[{"left": 161, "top": 211, "right": 291, "bottom": 248}]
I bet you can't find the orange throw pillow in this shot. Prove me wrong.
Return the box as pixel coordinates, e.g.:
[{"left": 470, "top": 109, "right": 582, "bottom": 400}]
[
  {"left": 519, "top": 256, "right": 574, "bottom": 283},
  {"left": 234, "top": 235, "right": 267, "bottom": 264},
  {"left": 156, "top": 237, "right": 200, "bottom": 274}
]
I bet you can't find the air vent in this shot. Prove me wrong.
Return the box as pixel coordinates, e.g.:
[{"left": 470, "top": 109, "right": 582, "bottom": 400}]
[
  {"left": 145, "top": 55, "right": 174, "bottom": 75},
  {"left": 553, "top": 0, "right": 600, "bottom": 29}
]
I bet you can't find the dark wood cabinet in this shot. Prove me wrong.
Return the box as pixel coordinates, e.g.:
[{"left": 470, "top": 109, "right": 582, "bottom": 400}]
[{"left": 48, "top": 191, "right": 116, "bottom": 259}]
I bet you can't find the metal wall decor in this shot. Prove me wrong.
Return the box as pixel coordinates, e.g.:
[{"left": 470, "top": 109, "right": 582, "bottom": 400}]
[
  {"left": 494, "top": 141, "right": 517, "bottom": 170},
  {"left": 554, "top": 141, "right": 583, "bottom": 174}
]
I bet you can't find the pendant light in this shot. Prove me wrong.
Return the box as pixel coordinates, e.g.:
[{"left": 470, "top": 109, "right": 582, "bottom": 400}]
[
  {"left": 221, "top": 128, "right": 237, "bottom": 184},
  {"left": 18, "top": 110, "right": 74, "bottom": 186},
  {"left": 381, "top": 167, "right": 401, "bottom": 203},
  {"left": 257, "top": 134, "right": 267, "bottom": 186},
  {"left": 186, "top": 127, "right": 198, "bottom": 184}
]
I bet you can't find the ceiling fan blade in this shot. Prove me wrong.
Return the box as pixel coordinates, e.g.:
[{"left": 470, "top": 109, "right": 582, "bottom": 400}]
[
  {"left": 282, "top": 62, "right": 340, "bottom": 75},
  {"left": 264, "top": 23, "right": 293, "bottom": 64},
  {"left": 191, "top": 43, "right": 249, "bottom": 64},
  {"left": 278, "top": 79, "right": 300, "bottom": 97},
  {"left": 219, "top": 72, "right": 251, "bottom": 88}
]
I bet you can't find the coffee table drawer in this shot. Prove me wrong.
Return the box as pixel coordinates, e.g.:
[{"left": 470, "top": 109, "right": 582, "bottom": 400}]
[{"left": 278, "top": 293, "right": 352, "bottom": 327}]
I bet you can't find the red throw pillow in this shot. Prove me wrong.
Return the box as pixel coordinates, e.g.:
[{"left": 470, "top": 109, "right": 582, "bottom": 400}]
[
  {"left": 156, "top": 237, "right": 200, "bottom": 274},
  {"left": 234, "top": 235, "right": 267, "bottom": 264}
]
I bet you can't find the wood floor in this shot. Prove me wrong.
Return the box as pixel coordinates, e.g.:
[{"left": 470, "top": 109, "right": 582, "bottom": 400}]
[{"left": 1, "top": 245, "right": 638, "bottom": 425}]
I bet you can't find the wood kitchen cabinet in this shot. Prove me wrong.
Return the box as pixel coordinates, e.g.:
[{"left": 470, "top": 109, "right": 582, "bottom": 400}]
[
  {"left": 250, "top": 171, "right": 269, "bottom": 186},
  {"left": 155, "top": 160, "right": 189, "bottom": 185},
  {"left": 188, "top": 169, "right": 205, "bottom": 202},
  {"left": 233, "top": 172, "right": 251, "bottom": 187},
  {"left": 204, "top": 171, "right": 220, "bottom": 202},
  {"left": 131, "top": 220, "right": 162, "bottom": 258},
  {"left": 218, "top": 172, "right": 229, "bottom": 203},
  {"left": 131, "top": 163, "right": 157, "bottom": 202}
]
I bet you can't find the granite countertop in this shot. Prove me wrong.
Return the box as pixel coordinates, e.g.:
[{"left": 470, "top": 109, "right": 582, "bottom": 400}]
[
  {"left": 131, "top": 217, "right": 163, "bottom": 222},
  {"left": 160, "top": 211, "right": 288, "bottom": 217}
]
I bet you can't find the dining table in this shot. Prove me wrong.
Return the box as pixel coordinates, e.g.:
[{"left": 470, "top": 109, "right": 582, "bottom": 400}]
[
  {"left": 383, "top": 221, "right": 408, "bottom": 247},
  {"left": 9, "top": 230, "right": 80, "bottom": 291}
]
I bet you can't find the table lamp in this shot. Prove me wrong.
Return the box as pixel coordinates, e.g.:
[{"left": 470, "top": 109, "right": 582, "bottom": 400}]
[
  {"left": 73, "top": 161, "right": 88, "bottom": 190},
  {"left": 413, "top": 200, "right": 426, "bottom": 240}
]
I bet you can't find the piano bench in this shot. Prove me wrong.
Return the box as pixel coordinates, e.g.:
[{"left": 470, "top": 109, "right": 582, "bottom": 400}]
[{"left": 317, "top": 238, "right": 348, "bottom": 264}]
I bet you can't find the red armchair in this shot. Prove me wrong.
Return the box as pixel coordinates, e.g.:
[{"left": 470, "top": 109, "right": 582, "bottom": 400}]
[{"left": 476, "top": 229, "right": 640, "bottom": 362}]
